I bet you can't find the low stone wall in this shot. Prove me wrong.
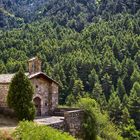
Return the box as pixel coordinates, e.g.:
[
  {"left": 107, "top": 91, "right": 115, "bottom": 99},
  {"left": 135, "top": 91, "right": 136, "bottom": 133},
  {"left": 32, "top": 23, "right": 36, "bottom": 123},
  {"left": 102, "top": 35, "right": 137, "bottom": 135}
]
[
  {"left": 53, "top": 107, "right": 80, "bottom": 116},
  {"left": 0, "top": 107, "right": 15, "bottom": 117},
  {"left": 48, "top": 109, "right": 85, "bottom": 138},
  {"left": 64, "top": 110, "right": 84, "bottom": 138},
  {"left": 48, "top": 121, "right": 64, "bottom": 131}
]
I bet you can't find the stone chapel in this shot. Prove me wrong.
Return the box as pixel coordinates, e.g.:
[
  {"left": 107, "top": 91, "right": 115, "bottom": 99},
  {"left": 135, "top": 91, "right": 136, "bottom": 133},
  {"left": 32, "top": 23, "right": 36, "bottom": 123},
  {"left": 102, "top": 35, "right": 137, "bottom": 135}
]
[{"left": 0, "top": 57, "right": 59, "bottom": 116}]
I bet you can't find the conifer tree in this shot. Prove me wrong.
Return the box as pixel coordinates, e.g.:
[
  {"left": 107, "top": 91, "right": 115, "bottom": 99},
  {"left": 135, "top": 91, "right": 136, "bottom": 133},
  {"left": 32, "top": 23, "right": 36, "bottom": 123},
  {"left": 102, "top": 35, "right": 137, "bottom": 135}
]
[
  {"left": 123, "top": 58, "right": 136, "bottom": 93},
  {"left": 72, "top": 79, "right": 84, "bottom": 98},
  {"left": 128, "top": 82, "right": 140, "bottom": 130},
  {"left": 0, "top": 60, "right": 7, "bottom": 74},
  {"left": 7, "top": 66, "right": 35, "bottom": 121},
  {"left": 101, "top": 73, "right": 112, "bottom": 100},
  {"left": 66, "top": 93, "right": 76, "bottom": 106},
  {"left": 116, "top": 78, "right": 126, "bottom": 101},
  {"left": 131, "top": 68, "right": 140, "bottom": 85},
  {"left": 122, "top": 93, "right": 129, "bottom": 107},
  {"left": 88, "top": 68, "right": 99, "bottom": 91},
  {"left": 92, "top": 82, "right": 107, "bottom": 110},
  {"left": 121, "top": 107, "right": 140, "bottom": 139},
  {"left": 66, "top": 79, "right": 84, "bottom": 106},
  {"left": 108, "top": 91, "right": 123, "bottom": 125},
  {"left": 135, "top": 50, "right": 140, "bottom": 67}
]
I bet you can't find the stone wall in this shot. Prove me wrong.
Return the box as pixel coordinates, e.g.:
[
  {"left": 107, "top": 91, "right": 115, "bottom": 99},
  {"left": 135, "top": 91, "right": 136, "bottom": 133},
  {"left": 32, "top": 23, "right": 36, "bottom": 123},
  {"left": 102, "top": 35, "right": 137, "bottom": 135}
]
[
  {"left": 51, "top": 82, "right": 58, "bottom": 111},
  {"left": 64, "top": 110, "right": 84, "bottom": 138},
  {"left": 0, "top": 83, "right": 9, "bottom": 108},
  {"left": 28, "top": 57, "right": 41, "bottom": 74},
  {"left": 47, "top": 109, "right": 85, "bottom": 138},
  {"left": 48, "top": 121, "right": 64, "bottom": 131},
  {"left": 0, "top": 107, "right": 15, "bottom": 117},
  {"left": 31, "top": 77, "right": 50, "bottom": 116}
]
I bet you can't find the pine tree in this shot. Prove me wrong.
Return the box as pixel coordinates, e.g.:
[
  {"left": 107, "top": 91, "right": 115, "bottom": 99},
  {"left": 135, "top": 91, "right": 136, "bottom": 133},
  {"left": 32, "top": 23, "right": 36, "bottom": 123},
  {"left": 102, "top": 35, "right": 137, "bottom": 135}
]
[
  {"left": 72, "top": 79, "right": 84, "bottom": 98},
  {"left": 101, "top": 73, "right": 112, "bottom": 100},
  {"left": 92, "top": 82, "right": 107, "bottom": 110},
  {"left": 66, "top": 79, "right": 84, "bottom": 105},
  {"left": 88, "top": 68, "right": 99, "bottom": 91},
  {"left": 128, "top": 82, "right": 140, "bottom": 130},
  {"left": 0, "top": 60, "right": 7, "bottom": 74},
  {"left": 131, "top": 68, "right": 140, "bottom": 85},
  {"left": 108, "top": 91, "right": 123, "bottom": 125},
  {"left": 123, "top": 58, "right": 137, "bottom": 94},
  {"left": 7, "top": 66, "right": 35, "bottom": 121},
  {"left": 66, "top": 93, "right": 76, "bottom": 106},
  {"left": 122, "top": 93, "right": 129, "bottom": 107},
  {"left": 135, "top": 50, "right": 140, "bottom": 67},
  {"left": 116, "top": 78, "right": 126, "bottom": 101},
  {"left": 121, "top": 107, "right": 140, "bottom": 139}
]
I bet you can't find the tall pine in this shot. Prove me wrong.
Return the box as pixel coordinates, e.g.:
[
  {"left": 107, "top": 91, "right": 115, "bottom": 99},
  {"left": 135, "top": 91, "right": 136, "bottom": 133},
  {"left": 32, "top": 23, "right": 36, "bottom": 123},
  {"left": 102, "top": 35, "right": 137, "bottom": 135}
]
[
  {"left": 108, "top": 91, "right": 123, "bottom": 125},
  {"left": 92, "top": 82, "right": 107, "bottom": 110},
  {"left": 128, "top": 82, "right": 140, "bottom": 130},
  {"left": 116, "top": 78, "right": 126, "bottom": 101}
]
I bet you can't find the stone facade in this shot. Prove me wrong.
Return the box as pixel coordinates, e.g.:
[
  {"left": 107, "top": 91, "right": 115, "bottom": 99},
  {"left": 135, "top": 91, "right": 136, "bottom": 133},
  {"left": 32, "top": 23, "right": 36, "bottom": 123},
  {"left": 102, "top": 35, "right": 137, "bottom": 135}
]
[
  {"left": 28, "top": 57, "right": 42, "bottom": 75},
  {"left": 0, "top": 57, "right": 59, "bottom": 116},
  {"left": 31, "top": 76, "right": 59, "bottom": 116},
  {"left": 0, "top": 83, "right": 9, "bottom": 107}
]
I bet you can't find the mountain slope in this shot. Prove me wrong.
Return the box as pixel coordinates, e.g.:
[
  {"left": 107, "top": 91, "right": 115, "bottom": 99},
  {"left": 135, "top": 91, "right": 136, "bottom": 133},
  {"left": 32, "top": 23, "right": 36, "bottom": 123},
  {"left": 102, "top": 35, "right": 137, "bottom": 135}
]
[
  {"left": 0, "top": 7, "right": 24, "bottom": 28},
  {"left": 1, "top": 0, "right": 140, "bottom": 30}
]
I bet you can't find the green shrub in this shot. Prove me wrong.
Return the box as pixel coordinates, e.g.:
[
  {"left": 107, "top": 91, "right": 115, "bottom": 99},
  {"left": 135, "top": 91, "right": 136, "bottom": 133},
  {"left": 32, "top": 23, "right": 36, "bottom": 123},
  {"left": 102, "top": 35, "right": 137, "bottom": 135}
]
[
  {"left": 13, "top": 121, "right": 76, "bottom": 140},
  {"left": 7, "top": 67, "right": 35, "bottom": 121},
  {"left": 77, "top": 98, "right": 123, "bottom": 140}
]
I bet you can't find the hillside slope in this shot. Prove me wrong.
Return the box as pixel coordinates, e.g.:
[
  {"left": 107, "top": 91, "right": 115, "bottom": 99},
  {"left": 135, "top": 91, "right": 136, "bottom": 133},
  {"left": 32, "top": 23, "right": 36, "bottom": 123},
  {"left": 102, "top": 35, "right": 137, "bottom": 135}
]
[{"left": 1, "top": 0, "right": 140, "bottom": 30}]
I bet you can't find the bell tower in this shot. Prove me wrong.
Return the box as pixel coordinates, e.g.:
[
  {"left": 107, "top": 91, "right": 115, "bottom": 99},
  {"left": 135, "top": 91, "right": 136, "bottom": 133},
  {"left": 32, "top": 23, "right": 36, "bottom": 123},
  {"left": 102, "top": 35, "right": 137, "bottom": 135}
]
[{"left": 28, "top": 57, "right": 41, "bottom": 75}]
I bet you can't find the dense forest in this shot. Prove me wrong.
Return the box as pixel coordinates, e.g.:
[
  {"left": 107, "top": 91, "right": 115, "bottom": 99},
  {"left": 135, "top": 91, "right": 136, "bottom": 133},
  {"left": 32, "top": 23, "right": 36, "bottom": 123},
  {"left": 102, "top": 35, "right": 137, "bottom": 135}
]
[{"left": 0, "top": 0, "right": 140, "bottom": 139}]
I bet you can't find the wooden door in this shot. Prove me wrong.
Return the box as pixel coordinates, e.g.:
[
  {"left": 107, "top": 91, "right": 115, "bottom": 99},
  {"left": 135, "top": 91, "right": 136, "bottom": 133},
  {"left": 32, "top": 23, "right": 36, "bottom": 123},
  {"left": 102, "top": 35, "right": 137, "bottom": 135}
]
[{"left": 33, "top": 97, "right": 41, "bottom": 116}]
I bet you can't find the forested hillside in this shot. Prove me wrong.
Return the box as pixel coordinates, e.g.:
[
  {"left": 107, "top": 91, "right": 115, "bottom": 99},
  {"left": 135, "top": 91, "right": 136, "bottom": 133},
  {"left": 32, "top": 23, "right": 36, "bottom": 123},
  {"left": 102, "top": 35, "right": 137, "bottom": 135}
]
[
  {"left": 0, "top": 0, "right": 140, "bottom": 139},
  {"left": 1, "top": 0, "right": 140, "bottom": 30}
]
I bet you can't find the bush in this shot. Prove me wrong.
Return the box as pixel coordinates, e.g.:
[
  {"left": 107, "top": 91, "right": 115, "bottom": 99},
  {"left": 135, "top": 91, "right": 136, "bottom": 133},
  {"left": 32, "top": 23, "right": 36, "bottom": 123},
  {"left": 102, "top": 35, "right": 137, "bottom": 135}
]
[
  {"left": 13, "top": 121, "right": 76, "bottom": 140},
  {"left": 77, "top": 98, "right": 123, "bottom": 140},
  {"left": 7, "top": 67, "right": 35, "bottom": 121}
]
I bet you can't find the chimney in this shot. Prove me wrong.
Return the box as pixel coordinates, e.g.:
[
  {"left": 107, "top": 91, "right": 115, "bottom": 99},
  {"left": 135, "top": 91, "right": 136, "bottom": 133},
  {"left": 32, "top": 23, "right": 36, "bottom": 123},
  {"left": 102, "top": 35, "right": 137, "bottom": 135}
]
[{"left": 28, "top": 57, "right": 41, "bottom": 75}]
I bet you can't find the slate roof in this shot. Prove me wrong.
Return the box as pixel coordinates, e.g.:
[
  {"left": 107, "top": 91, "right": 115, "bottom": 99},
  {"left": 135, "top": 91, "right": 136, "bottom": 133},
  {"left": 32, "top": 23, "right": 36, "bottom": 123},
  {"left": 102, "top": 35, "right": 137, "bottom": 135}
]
[
  {"left": 29, "top": 72, "right": 59, "bottom": 85},
  {"left": 0, "top": 72, "right": 59, "bottom": 85},
  {"left": 0, "top": 74, "right": 15, "bottom": 84}
]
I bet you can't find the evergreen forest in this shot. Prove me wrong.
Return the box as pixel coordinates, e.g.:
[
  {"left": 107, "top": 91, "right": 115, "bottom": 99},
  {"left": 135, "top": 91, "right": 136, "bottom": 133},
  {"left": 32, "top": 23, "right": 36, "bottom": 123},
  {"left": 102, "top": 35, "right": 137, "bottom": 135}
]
[{"left": 0, "top": 0, "right": 140, "bottom": 139}]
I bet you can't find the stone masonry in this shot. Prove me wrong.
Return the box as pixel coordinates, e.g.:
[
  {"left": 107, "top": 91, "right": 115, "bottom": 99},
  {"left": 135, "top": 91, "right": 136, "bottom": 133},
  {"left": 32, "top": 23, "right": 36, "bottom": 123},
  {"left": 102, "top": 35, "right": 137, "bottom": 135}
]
[{"left": 64, "top": 110, "right": 84, "bottom": 138}]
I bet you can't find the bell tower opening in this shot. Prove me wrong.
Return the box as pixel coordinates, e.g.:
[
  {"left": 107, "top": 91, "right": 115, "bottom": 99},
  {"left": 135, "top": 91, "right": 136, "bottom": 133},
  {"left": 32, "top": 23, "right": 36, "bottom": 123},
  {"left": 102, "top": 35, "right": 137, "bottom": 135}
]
[{"left": 28, "top": 57, "right": 41, "bottom": 75}]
